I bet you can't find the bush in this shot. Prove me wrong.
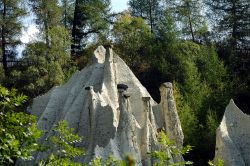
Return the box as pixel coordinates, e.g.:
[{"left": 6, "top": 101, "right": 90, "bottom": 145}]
[
  {"left": 150, "top": 132, "right": 193, "bottom": 166},
  {"left": 39, "top": 120, "right": 85, "bottom": 166},
  {"left": 0, "top": 86, "right": 42, "bottom": 165}
]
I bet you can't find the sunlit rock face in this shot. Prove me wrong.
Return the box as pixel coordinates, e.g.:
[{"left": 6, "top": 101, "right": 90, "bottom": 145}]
[
  {"left": 214, "top": 100, "right": 250, "bottom": 166},
  {"left": 17, "top": 46, "right": 184, "bottom": 165}
]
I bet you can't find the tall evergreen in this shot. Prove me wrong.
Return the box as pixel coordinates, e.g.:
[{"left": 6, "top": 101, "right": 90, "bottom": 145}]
[
  {"left": 0, "top": 0, "right": 26, "bottom": 75},
  {"left": 177, "top": 0, "right": 207, "bottom": 42},
  {"left": 206, "top": 0, "right": 250, "bottom": 114},
  {"left": 206, "top": 0, "right": 250, "bottom": 47},
  {"left": 71, "top": 0, "right": 110, "bottom": 57},
  {"left": 29, "top": 0, "right": 62, "bottom": 47},
  {"left": 60, "top": 0, "right": 75, "bottom": 29},
  {"left": 128, "top": 0, "right": 161, "bottom": 32},
  {"left": 17, "top": 0, "right": 75, "bottom": 97}
]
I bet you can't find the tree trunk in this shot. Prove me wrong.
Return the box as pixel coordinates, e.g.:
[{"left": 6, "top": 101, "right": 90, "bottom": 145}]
[
  {"left": 1, "top": 0, "right": 7, "bottom": 76},
  {"left": 148, "top": 0, "right": 154, "bottom": 33},
  {"left": 188, "top": 14, "right": 195, "bottom": 42},
  {"left": 44, "top": 12, "right": 50, "bottom": 60},
  {"left": 44, "top": 16, "right": 49, "bottom": 48},
  {"left": 63, "top": 0, "right": 67, "bottom": 28},
  {"left": 71, "top": 0, "right": 79, "bottom": 58},
  {"left": 184, "top": 1, "right": 195, "bottom": 42},
  {"left": 231, "top": 0, "right": 237, "bottom": 49}
]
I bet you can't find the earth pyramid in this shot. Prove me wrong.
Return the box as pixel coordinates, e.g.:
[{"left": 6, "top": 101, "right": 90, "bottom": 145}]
[
  {"left": 214, "top": 100, "right": 250, "bottom": 166},
  {"left": 19, "top": 46, "right": 184, "bottom": 165}
]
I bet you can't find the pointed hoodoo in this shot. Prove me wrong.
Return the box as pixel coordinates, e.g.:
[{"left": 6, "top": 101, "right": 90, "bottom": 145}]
[
  {"left": 141, "top": 97, "right": 152, "bottom": 166},
  {"left": 159, "top": 82, "right": 184, "bottom": 149},
  {"left": 116, "top": 84, "right": 142, "bottom": 164},
  {"left": 214, "top": 100, "right": 250, "bottom": 166},
  {"left": 84, "top": 86, "right": 97, "bottom": 156}
]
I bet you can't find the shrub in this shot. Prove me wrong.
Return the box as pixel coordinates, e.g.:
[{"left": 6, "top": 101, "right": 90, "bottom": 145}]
[{"left": 0, "top": 86, "right": 42, "bottom": 165}]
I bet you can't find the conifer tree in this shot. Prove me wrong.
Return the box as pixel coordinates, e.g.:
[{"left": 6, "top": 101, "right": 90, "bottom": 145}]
[
  {"left": 71, "top": 0, "right": 111, "bottom": 57},
  {"left": 0, "top": 0, "right": 26, "bottom": 75},
  {"left": 128, "top": 0, "right": 161, "bottom": 32},
  {"left": 29, "top": 0, "right": 62, "bottom": 47},
  {"left": 177, "top": 0, "right": 207, "bottom": 42},
  {"left": 206, "top": 0, "right": 250, "bottom": 48},
  {"left": 205, "top": 0, "right": 250, "bottom": 114},
  {"left": 13, "top": 0, "right": 76, "bottom": 97},
  {"left": 60, "top": 0, "right": 75, "bottom": 29}
]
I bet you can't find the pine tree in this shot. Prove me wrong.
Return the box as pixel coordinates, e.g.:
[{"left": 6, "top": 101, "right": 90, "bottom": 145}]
[
  {"left": 60, "top": 0, "right": 75, "bottom": 29},
  {"left": 206, "top": 0, "right": 250, "bottom": 114},
  {"left": 206, "top": 0, "right": 250, "bottom": 48},
  {"left": 177, "top": 0, "right": 207, "bottom": 42},
  {"left": 29, "top": 0, "right": 62, "bottom": 47},
  {"left": 14, "top": 0, "right": 76, "bottom": 97},
  {"left": 0, "top": 0, "right": 26, "bottom": 75},
  {"left": 71, "top": 0, "right": 111, "bottom": 57},
  {"left": 10, "top": 26, "right": 75, "bottom": 97},
  {"left": 128, "top": 0, "right": 162, "bottom": 32}
]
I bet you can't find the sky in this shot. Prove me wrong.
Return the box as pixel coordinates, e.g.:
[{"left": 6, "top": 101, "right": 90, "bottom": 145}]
[
  {"left": 111, "top": 0, "right": 128, "bottom": 12},
  {"left": 17, "top": 0, "right": 129, "bottom": 57}
]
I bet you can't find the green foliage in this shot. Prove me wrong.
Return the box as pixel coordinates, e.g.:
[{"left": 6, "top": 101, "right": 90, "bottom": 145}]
[
  {"left": 206, "top": 110, "right": 219, "bottom": 141},
  {"left": 129, "top": 0, "right": 161, "bottom": 31},
  {"left": 156, "top": 9, "right": 178, "bottom": 47},
  {"left": 48, "top": 26, "right": 72, "bottom": 60},
  {"left": 71, "top": 0, "right": 111, "bottom": 57},
  {"left": 112, "top": 12, "right": 153, "bottom": 69},
  {"left": 150, "top": 132, "right": 193, "bottom": 166},
  {"left": 205, "top": 0, "right": 250, "bottom": 46},
  {"left": 14, "top": 0, "right": 77, "bottom": 98},
  {"left": 60, "top": 0, "right": 75, "bottom": 29},
  {"left": 205, "top": 0, "right": 250, "bottom": 114},
  {"left": 0, "top": 86, "right": 42, "bottom": 165},
  {"left": 0, "top": 66, "right": 5, "bottom": 83},
  {"left": 0, "top": 0, "right": 26, "bottom": 75},
  {"left": 208, "top": 159, "right": 224, "bottom": 166},
  {"left": 29, "top": 0, "right": 62, "bottom": 35},
  {"left": 103, "top": 155, "right": 123, "bottom": 166},
  {"left": 177, "top": 0, "right": 207, "bottom": 41},
  {"left": 40, "top": 120, "right": 84, "bottom": 166},
  {"left": 9, "top": 26, "right": 77, "bottom": 97},
  {"left": 40, "top": 121, "right": 130, "bottom": 166},
  {"left": 88, "top": 155, "right": 136, "bottom": 166},
  {"left": 50, "top": 121, "right": 84, "bottom": 158},
  {"left": 170, "top": 42, "right": 229, "bottom": 163},
  {"left": 178, "top": 103, "right": 200, "bottom": 147},
  {"left": 88, "top": 157, "right": 103, "bottom": 166}
]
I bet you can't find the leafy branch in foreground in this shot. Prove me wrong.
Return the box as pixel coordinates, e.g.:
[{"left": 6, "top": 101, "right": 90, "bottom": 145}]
[
  {"left": 39, "top": 120, "right": 85, "bottom": 166},
  {"left": 0, "top": 85, "right": 42, "bottom": 165},
  {"left": 150, "top": 131, "right": 193, "bottom": 166},
  {"left": 89, "top": 154, "right": 136, "bottom": 166},
  {"left": 39, "top": 120, "right": 135, "bottom": 166},
  {"left": 208, "top": 159, "right": 224, "bottom": 166}
]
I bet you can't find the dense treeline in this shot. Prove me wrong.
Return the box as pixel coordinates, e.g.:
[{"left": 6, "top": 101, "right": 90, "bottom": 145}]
[{"left": 0, "top": 0, "right": 249, "bottom": 165}]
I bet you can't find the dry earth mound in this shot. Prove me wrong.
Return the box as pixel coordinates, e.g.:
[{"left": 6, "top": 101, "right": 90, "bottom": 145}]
[
  {"left": 17, "top": 46, "right": 184, "bottom": 165},
  {"left": 214, "top": 100, "right": 250, "bottom": 166}
]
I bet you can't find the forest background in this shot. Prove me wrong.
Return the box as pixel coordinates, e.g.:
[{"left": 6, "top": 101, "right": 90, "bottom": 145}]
[{"left": 0, "top": 0, "right": 249, "bottom": 165}]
